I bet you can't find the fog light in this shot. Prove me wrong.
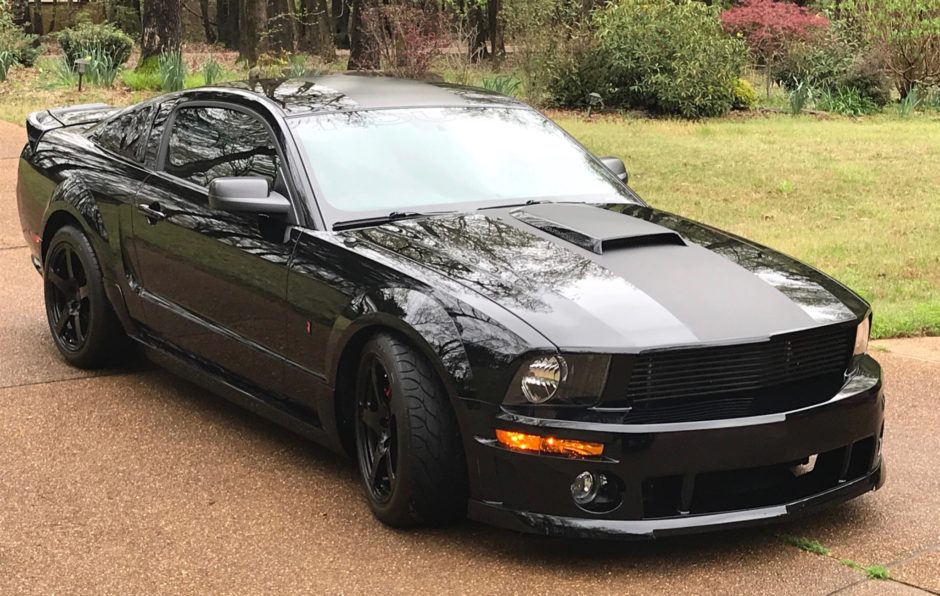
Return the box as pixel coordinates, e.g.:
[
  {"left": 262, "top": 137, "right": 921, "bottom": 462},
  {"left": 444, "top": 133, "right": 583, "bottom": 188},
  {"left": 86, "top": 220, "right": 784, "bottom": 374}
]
[{"left": 571, "top": 471, "right": 601, "bottom": 505}]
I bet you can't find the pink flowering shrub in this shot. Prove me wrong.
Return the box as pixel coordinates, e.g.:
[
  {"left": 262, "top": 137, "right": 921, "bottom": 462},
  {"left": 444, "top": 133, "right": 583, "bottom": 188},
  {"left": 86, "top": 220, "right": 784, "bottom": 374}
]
[{"left": 721, "top": 0, "right": 830, "bottom": 64}]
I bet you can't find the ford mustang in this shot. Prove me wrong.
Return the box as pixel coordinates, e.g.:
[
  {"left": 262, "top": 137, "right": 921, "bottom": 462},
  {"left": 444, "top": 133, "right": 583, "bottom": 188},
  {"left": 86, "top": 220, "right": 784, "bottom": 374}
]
[{"left": 16, "top": 74, "right": 884, "bottom": 538}]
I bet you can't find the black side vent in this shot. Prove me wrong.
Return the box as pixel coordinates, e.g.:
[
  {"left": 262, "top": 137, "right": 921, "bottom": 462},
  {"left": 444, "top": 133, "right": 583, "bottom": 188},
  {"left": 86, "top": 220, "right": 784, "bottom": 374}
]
[{"left": 512, "top": 203, "right": 686, "bottom": 255}]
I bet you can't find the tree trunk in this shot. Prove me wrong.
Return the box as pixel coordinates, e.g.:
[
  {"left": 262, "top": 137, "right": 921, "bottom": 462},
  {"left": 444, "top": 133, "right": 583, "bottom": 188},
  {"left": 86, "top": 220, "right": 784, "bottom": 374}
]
[
  {"left": 301, "top": 0, "right": 335, "bottom": 60},
  {"left": 200, "top": 0, "right": 217, "bottom": 44},
  {"left": 30, "top": 0, "right": 43, "bottom": 35},
  {"left": 347, "top": 0, "right": 378, "bottom": 70},
  {"left": 268, "top": 0, "right": 296, "bottom": 54},
  {"left": 219, "top": 0, "right": 241, "bottom": 50},
  {"left": 240, "top": 0, "right": 269, "bottom": 66},
  {"left": 139, "top": 0, "right": 183, "bottom": 69},
  {"left": 132, "top": 0, "right": 142, "bottom": 31},
  {"left": 487, "top": 0, "right": 504, "bottom": 58},
  {"left": 467, "top": 3, "right": 488, "bottom": 62},
  {"left": 49, "top": 0, "right": 58, "bottom": 33},
  {"left": 332, "top": 0, "right": 350, "bottom": 49}
]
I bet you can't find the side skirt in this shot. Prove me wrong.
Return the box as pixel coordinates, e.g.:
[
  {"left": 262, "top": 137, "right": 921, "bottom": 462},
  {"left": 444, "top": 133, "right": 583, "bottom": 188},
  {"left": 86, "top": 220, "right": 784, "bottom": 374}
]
[{"left": 131, "top": 333, "right": 347, "bottom": 454}]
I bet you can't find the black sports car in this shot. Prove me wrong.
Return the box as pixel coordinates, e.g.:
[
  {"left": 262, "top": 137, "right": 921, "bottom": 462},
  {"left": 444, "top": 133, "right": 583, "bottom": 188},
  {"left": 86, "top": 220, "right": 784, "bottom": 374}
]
[{"left": 16, "top": 74, "right": 884, "bottom": 539}]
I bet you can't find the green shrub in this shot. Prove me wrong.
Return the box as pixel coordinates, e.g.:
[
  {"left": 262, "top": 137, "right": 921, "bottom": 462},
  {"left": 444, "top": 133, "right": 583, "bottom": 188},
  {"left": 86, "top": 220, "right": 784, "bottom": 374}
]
[
  {"left": 843, "top": 56, "right": 892, "bottom": 107},
  {"left": 732, "top": 78, "right": 758, "bottom": 109},
  {"left": 593, "top": 0, "right": 748, "bottom": 118},
  {"left": 896, "top": 85, "right": 923, "bottom": 118},
  {"left": 49, "top": 57, "right": 78, "bottom": 87},
  {"left": 84, "top": 48, "right": 122, "bottom": 87},
  {"left": 0, "top": 11, "right": 39, "bottom": 67},
  {"left": 158, "top": 51, "right": 186, "bottom": 92},
  {"left": 788, "top": 81, "right": 813, "bottom": 115},
  {"left": 482, "top": 74, "right": 523, "bottom": 97},
  {"left": 817, "top": 87, "right": 878, "bottom": 116},
  {"left": 0, "top": 49, "right": 16, "bottom": 81},
  {"left": 286, "top": 54, "right": 317, "bottom": 77},
  {"left": 201, "top": 57, "right": 224, "bottom": 85},
  {"left": 546, "top": 32, "right": 615, "bottom": 108},
  {"left": 57, "top": 23, "right": 134, "bottom": 69},
  {"left": 923, "top": 86, "right": 940, "bottom": 111},
  {"left": 773, "top": 36, "right": 855, "bottom": 92},
  {"left": 48, "top": 48, "right": 122, "bottom": 89}
]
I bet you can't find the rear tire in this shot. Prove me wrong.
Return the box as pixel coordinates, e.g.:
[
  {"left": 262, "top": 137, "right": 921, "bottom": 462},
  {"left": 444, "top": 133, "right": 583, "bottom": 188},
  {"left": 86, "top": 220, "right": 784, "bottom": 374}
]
[
  {"left": 354, "top": 333, "right": 467, "bottom": 527},
  {"left": 43, "top": 225, "right": 127, "bottom": 369}
]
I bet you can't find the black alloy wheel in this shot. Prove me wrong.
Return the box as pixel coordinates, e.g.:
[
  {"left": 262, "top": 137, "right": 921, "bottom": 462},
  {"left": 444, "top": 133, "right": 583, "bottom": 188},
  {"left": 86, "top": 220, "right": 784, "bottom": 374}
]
[
  {"left": 43, "top": 225, "right": 127, "bottom": 369},
  {"left": 356, "top": 354, "right": 399, "bottom": 504},
  {"left": 353, "top": 334, "right": 468, "bottom": 527},
  {"left": 45, "top": 241, "right": 90, "bottom": 351}
]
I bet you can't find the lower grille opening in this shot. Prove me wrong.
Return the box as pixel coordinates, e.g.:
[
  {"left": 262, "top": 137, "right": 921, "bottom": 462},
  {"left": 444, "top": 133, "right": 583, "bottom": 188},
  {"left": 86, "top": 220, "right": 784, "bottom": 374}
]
[{"left": 641, "top": 437, "right": 875, "bottom": 519}]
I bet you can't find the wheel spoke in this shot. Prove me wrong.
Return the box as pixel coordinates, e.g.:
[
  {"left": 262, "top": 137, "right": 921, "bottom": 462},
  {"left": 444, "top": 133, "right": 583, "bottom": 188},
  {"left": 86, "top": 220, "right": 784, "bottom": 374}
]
[
  {"left": 48, "top": 271, "right": 70, "bottom": 293},
  {"left": 55, "top": 311, "right": 69, "bottom": 335},
  {"left": 73, "top": 312, "right": 84, "bottom": 344},
  {"left": 385, "top": 445, "right": 396, "bottom": 482},
  {"left": 369, "top": 439, "right": 389, "bottom": 488},
  {"left": 357, "top": 356, "right": 397, "bottom": 501},
  {"left": 360, "top": 407, "right": 383, "bottom": 434},
  {"left": 64, "top": 246, "right": 75, "bottom": 281},
  {"left": 370, "top": 362, "right": 388, "bottom": 408}
]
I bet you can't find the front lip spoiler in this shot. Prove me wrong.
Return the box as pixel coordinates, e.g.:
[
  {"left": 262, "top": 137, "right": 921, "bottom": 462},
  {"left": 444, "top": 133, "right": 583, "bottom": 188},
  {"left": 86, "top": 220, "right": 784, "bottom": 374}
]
[{"left": 468, "top": 462, "right": 885, "bottom": 540}]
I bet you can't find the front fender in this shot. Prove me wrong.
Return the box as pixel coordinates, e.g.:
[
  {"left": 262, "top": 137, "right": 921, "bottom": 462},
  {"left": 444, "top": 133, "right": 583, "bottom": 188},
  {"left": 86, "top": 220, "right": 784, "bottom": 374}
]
[{"left": 327, "top": 287, "right": 474, "bottom": 398}]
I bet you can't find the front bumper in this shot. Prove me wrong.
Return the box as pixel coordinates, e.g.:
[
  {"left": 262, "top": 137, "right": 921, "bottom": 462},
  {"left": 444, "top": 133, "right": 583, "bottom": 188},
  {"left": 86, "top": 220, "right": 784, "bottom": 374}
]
[{"left": 463, "top": 355, "right": 885, "bottom": 539}]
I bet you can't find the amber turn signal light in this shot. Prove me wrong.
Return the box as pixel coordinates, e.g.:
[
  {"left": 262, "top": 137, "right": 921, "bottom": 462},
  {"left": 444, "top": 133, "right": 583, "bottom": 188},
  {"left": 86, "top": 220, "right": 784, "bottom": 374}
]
[{"left": 495, "top": 429, "right": 604, "bottom": 458}]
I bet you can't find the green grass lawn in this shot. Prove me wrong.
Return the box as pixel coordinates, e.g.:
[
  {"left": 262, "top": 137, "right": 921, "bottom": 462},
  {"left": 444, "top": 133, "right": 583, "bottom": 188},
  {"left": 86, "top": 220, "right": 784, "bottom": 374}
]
[{"left": 556, "top": 113, "right": 940, "bottom": 338}]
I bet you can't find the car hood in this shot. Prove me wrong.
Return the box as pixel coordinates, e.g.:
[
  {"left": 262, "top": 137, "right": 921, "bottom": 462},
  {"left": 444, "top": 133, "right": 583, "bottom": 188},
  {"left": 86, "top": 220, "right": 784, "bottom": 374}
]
[{"left": 349, "top": 203, "right": 868, "bottom": 351}]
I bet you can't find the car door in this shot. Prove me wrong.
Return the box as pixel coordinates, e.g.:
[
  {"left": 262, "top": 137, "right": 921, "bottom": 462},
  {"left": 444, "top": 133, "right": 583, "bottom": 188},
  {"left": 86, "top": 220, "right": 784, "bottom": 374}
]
[{"left": 130, "top": 101, "right": 298, "bottom": 394}]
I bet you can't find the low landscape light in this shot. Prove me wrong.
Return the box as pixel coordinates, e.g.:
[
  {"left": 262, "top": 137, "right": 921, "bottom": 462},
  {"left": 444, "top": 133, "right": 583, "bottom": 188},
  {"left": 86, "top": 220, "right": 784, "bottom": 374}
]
[{"left": 75, "top": 58, "right": 89, "bottom": 92}]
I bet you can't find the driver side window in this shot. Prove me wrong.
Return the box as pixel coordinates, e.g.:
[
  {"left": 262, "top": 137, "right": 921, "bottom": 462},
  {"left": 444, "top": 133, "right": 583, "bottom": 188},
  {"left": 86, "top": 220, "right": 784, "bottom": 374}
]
[{"left": 164, "top": 106, "right": 279, "bottom": 188}]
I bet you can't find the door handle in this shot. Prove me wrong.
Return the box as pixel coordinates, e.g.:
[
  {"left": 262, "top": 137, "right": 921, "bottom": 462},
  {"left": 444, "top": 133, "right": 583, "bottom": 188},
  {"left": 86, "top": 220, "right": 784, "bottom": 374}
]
[{"left": 138, "top": 202, "right": 166, "bottom": 224}]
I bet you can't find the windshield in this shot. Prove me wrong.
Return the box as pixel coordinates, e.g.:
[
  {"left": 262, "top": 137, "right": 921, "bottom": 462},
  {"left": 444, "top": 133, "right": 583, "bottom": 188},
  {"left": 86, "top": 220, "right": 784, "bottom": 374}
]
[{"left": 289, "top": 107, "right": 638, "bottom": 222}]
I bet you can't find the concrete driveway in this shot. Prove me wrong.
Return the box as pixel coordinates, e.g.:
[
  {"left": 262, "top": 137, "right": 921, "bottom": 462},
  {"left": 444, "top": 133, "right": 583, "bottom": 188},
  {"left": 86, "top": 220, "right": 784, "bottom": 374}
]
[{"left": 1, "top": 120, "right": 938, "bottom": 595}]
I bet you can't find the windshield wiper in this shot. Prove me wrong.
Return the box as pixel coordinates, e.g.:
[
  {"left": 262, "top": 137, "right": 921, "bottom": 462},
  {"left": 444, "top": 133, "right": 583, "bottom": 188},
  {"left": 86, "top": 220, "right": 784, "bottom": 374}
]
[
  {"left": 477, "top": 199, "right": 551, "bottom": 211},
  {"left": 332, "top": 210, "right": 455, "bottom": 231}
]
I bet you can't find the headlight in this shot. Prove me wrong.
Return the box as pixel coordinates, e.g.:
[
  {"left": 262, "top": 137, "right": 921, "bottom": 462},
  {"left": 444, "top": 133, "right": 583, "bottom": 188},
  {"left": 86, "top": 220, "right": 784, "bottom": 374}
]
[
  {"left": 505, "top": 354, "right": 611, "bottom": 406},
  {"left": 521, "top": 356, "right": 568, "bottom": 403},
  {"left": 854, "top": 317, "right": 871, "bottom": 356}
]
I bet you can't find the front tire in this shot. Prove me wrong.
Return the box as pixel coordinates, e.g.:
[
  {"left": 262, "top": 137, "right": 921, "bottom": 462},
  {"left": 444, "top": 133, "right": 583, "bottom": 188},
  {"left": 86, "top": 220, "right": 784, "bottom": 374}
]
[
  {"left": 43, "top": 225, "right": 127, "bottom": 369},
  {"left": 354, "top": 333, "right": 467, "bottom": 527}
]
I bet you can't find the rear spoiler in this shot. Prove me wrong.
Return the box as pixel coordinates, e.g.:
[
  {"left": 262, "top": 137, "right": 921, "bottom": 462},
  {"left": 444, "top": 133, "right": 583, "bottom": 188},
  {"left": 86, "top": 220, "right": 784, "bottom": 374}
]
[{"left": 26, "top": 103, "right": 118, "bottom": 149}]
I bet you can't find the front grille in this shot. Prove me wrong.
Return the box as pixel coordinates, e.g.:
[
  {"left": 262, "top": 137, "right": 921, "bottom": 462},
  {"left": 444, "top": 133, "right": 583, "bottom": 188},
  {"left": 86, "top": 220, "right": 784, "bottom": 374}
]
[{"left": 623, "top": 324, "right": 855, "bottom": 423}]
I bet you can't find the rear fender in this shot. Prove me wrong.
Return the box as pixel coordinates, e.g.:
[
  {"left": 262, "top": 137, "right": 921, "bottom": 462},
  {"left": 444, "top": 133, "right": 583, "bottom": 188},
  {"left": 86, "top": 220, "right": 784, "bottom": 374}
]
[{"left": 44, "top": 177, "right": 108, "bottom": 250}]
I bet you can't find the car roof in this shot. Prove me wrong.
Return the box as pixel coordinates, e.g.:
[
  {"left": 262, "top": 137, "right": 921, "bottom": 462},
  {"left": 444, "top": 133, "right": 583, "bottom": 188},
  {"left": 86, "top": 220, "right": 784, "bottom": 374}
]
[{"left": 204, "top": 72, "right": 528, "bottom": 115}]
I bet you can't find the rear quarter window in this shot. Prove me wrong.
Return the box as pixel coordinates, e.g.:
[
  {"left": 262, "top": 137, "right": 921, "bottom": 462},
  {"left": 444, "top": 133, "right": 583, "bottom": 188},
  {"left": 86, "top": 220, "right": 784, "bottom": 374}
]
[{"left": 92, "top": 104, "right": 155, "bottom": 163}]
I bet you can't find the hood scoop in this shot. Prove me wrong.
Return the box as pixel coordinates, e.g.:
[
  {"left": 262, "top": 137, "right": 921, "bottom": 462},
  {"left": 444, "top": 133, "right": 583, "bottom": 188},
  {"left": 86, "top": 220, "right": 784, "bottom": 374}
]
[{"left": 512, "top": 203, "right": 685, "bottom": 255}]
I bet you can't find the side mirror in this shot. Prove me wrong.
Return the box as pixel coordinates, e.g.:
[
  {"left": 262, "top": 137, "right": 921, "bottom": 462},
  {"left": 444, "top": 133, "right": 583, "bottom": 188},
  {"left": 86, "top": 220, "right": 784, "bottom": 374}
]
[
  {"left": 599, "top": 156, "right": 629, "bottom": 184},
  {"left": 208, "top": 176, "right": 291, "bottom": 215}
]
